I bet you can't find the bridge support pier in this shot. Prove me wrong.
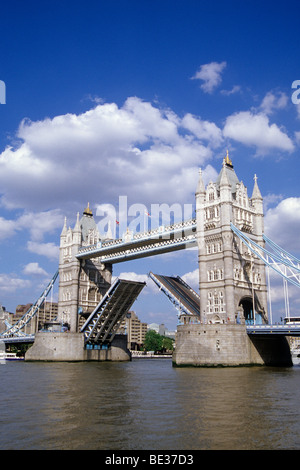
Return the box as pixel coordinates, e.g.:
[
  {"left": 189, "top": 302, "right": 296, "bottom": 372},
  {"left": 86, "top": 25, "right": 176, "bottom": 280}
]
[
  {"left": 25, "top": 333, "right": 131, "bottom": 362},
  {"left": 173, "top": 324, "right": 292, "bottom": 367}
]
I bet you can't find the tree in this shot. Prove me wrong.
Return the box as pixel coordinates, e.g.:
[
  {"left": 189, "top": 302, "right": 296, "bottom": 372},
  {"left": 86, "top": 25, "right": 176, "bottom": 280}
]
[
  {"left": 161, "top": 336, "right": 174, "bottom": 352},
  {"left": 143, "top": 330, "right": 163, "bottom": 352}
]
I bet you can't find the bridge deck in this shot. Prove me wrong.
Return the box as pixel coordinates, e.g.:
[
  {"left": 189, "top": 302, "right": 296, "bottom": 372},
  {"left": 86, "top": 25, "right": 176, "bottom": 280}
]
[
  {"left": 0, "top": 335, "right": 35, "bottom": 344},
  {"left": 81, "top": 278, "right": 145, "bottom": 344},
  {"left": 246, "top": 324, "right": 300, "bottom": 335},
  {"left": 149, "top": 272, "right": 200, "bottom": 317}
]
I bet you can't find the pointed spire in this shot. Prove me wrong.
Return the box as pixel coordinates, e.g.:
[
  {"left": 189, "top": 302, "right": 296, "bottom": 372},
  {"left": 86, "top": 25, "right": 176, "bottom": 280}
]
[
  {"left": 196, "top": 168, "right": 205, "bottom": 195},
  {"left": 74, "top": 212, "right": 81, "bottom": 232},
  {"left": 252, "top": 174, "right": 262, "bottom": 200},
  {"left": 60, "top": 216, "right": 67, "bottom": 236},
  {"left": 219, "top": 161, "right": 231, "bottom": 187}
]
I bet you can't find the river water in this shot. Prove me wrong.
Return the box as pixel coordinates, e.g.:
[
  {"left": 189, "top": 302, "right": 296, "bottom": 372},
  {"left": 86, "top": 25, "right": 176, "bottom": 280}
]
[{"left": 1, "top": 358, "right": 300, "bottom": 450}]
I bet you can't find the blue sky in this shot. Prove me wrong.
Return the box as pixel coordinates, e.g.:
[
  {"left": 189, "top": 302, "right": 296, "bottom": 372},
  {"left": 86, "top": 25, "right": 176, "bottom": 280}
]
[{"left": 1, "top": 0, "right": 300, "bottom": 329}]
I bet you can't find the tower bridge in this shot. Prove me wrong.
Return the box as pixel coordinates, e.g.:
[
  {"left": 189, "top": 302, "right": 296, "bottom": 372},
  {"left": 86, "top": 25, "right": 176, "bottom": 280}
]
[{"left": 1, "top": 153, "right": 299, "bottom": 366}]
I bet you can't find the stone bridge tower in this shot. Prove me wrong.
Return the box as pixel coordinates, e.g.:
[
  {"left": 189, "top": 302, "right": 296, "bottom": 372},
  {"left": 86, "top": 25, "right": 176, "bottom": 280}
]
[
  {"left": 195, "top": 152, "right": 268, "bottom": 325},
  {"left": 57, "top": 204, "right": 112, "bottom": 333}
]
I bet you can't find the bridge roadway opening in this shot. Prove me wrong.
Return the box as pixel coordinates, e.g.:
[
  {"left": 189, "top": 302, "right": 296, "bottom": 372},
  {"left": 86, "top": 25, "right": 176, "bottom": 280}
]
[{"left": 149, "top": 272, "right": 200, "bottom": 318}]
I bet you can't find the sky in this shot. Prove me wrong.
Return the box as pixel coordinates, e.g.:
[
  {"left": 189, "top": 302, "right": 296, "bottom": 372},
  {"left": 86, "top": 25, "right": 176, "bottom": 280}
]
[{"left": 1, "top": 0, "right": 300, "bottom": 329}]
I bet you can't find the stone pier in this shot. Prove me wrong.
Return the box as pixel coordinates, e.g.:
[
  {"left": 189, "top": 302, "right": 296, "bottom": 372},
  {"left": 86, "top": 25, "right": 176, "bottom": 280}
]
[
  {"left": 25, "top": 333, "right": 131, "bottom": 362},
  {"left": 173, "top": 324, "right": 292, "bottom": 367}
]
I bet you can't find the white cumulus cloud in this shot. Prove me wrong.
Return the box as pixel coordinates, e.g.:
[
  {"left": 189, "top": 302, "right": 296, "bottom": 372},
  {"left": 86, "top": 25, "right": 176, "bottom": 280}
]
[
  {"left": 27, "top": 241, "right": 59, "bottom": 261},
  {"left": 260, "top": 90, "right": 288, "bottom": 115},
  {"left": 0, "top": 274, "right": 31, "bottom": 294},
  {"left": 192, "top": 61, "right": 227, "bottom": 94},
  {"left": 264, "top": 197, "right": 300, "bottom": 253},
  {"left": 23, "top": 262, "right": 49, "bottom": 277},
  {"left": 181, "top": 113, "right": 223, "bottom": 147},
  {"left": 223, "top": 111, "right": 294, "bottom": 154},
  {"left": 0, "top": 97, "right": 218, "bottom": 215}
]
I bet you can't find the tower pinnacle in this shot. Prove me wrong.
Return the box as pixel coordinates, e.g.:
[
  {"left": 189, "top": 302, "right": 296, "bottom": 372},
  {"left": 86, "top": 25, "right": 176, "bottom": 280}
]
[
  {"left": 224, "top": 149, "right": 233, "bottom": 168},
  {"left": 83, "top": 202, "right": 93, "bottom": 216}
]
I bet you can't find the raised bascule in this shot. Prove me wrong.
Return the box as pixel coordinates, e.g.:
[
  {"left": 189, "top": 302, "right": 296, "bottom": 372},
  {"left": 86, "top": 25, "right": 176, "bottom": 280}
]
[{"left": 2, "top": 153, "right": 300, "bottom": 365}]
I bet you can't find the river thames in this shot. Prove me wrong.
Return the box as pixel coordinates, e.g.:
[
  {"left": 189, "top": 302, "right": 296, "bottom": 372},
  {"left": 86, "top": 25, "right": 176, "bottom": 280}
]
[{"left": 1, "top": 358, "right": 300, "bottom": 450}]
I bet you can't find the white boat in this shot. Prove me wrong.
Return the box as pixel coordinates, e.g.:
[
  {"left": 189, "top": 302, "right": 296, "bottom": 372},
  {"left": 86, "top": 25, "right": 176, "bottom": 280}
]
[
  {"left": 0, "top": 351, "right": 24, "bottom": 362},
  {"left": 284, "top": 316, "right": 300, "bottom": 325},
  {"left": 291, "top": 347, "right": 300, "bottom": 366},
  {"left": 283, "top": 318, "right": 300, "bottom": 366}
]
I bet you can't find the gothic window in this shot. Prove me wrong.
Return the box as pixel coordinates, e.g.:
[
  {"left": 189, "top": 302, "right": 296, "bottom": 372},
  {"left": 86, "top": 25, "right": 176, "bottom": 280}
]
[
  {"left": 63, "top": 290, "right": 71, "bottom": 301},
  {"left": 207, "top": 268, "right": 223, "bottom": 281},
  {"left": 80, "top": 289, "right": 86, "bottom": 301},
  {"left": 87, "top": 229, "right": 99, "bottom": 245},
  {"left": 207, "top": 292, "right": 213, "bottom": 312},
  {"left": 213, "top": 291, "right": 224, "bottom": 313},
  {"left": 88, "top": 287, "right": 97, "bottom": 303}
]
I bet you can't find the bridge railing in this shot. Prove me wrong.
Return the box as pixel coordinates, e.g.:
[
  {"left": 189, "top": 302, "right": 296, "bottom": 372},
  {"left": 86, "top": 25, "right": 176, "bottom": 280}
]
[
  {"left": 246, "top": 324, "right": 300, "bottom": 335},
  {"left": 77, "top": 218, "right": 197, "bottom": 257}
]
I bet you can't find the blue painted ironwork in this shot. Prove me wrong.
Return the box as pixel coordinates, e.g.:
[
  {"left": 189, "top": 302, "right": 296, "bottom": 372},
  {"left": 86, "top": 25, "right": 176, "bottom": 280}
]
[
  {"left": 0, "top": 271, "right": 59, "bottom": 339},
  {"left": 231, "top": 223, "right": 300, "bottom": 288},
  {"left": 263, "top": 233, "right": 300, "bottom": 269},
  {"left": 81, "top": 277, "right": 145, "bottom": 344},
  {"left": 0, "top": 335, "right": 35, "bottom": 344},
  {"left": 149, "top": 272, "right": 200, "bottom": 320},
  {"left": 246, "top": 324, "right": 300, "bottom": 336}
]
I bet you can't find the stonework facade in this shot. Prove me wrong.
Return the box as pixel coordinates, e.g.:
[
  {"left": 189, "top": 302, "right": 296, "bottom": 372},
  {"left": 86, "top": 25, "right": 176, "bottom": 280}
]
[
  {"left": 58, "top": 204, "right": 112, "bottom": 333},
  {"left": 196, "top": 153, "right": 268, "bottom": 325}
]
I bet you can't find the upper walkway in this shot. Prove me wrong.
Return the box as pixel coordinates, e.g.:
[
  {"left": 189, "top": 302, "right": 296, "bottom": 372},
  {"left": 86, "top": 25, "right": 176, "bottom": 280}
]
[
  {"left": 246, "top": 324, "right": 300, "bottom": 336},
  {"left": 76, "top": 218, "right": 197, "bottom": 263}
]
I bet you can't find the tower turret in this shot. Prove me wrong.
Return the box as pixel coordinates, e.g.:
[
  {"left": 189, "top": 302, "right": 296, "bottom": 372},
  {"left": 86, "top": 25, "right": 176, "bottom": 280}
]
[
  {"left": 57, "top": 203, "right": 112, "bottom": 333},
  {"left": 195, "top": 152, "right": 268, "bottom": 325}
]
